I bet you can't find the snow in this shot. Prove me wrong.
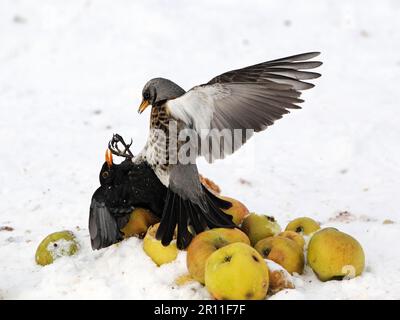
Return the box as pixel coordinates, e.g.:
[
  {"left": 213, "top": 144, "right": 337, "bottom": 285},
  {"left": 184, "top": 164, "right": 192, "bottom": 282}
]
[
  {"left": 46, "top": 238, "right": 77, "bottom": 260},
  {"left": 266, "top": 259, "right": 291, "bottom": 274},
  {"left": 1, "top": 0, "right": 400, "bottom": 299}
]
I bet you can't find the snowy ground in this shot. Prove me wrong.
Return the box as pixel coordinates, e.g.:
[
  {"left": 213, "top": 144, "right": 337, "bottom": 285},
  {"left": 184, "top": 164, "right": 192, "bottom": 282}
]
[{"left": 1, "top": 0, "right": 400, "bottom": 299}]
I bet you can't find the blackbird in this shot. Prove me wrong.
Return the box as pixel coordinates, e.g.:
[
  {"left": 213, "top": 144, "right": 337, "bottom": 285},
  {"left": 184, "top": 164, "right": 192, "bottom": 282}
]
[
  {"left": 89, "top": 134, "right": 232, "bottom": 250},
  {"left": 89, "top": 135, "right": 167, "bottom": 250}
]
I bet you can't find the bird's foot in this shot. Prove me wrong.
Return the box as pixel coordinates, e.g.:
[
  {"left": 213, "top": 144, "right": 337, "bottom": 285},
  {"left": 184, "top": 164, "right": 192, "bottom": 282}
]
[{"left": 108, "top": 133, "right": 134, "bottom": 159}]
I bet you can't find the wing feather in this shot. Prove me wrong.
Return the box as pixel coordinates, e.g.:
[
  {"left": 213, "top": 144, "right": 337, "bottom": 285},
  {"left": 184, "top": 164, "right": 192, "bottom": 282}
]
[
  {"left": 89, "top": 195, "right": 122, "bottom": 250},
  {"left": 167, "top": 52, "right": 321, "bottom": 162}
]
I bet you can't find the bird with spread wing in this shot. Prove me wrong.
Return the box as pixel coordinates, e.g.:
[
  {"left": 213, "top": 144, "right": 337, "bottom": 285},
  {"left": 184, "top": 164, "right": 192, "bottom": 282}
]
[{"left": 131, "top": 52, "right": 321, "bottom": 249}]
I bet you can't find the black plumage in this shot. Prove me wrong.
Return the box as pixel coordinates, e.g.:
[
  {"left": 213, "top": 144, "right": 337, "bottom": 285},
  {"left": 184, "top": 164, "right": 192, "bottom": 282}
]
[
  {"left": 156, "top": 184, "right": 233, "bottom": 249},
  {"left": 89, "top": 135, "right": 234, "bottom": 250},
  {"left": 89, "top": 158, "right": 167, "bottom": 250}
]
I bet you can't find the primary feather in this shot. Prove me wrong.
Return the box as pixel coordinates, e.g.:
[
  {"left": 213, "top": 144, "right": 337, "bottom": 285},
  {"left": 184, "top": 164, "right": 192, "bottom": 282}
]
[{"left": 167, "top": 52, "right": 322, "bottom": 162}]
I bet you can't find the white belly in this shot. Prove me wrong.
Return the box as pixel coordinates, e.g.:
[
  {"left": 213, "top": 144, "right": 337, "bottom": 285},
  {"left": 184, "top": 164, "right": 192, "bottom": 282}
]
[{"left": 135, "top": 133, "right": 170, "bottom": 187}]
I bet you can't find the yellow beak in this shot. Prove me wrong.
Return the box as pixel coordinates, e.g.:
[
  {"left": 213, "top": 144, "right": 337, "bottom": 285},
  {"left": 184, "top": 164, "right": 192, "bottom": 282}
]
[{"left": 138, "top": 99, "right": 150, "bottom": 114}]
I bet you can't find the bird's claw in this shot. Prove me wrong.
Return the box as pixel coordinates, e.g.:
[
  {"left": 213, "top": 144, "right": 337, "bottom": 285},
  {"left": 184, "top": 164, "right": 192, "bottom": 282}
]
[{"left": 108, "top": 134, "right": 134, "bottom": 159}]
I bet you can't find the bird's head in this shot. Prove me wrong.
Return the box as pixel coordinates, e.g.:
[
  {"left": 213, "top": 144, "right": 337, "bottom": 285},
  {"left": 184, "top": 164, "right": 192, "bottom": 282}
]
[
  {"left": 99, "top": 149, "right": 116, "bottom": 185},
  {"left": 138, "top": 77, "right": 186, "bottom": 113}
]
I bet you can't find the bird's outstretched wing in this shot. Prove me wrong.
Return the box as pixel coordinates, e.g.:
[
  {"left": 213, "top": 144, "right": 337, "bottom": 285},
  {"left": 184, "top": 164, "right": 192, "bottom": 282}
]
[{"left": 167, "top": 52, "right": 322, "bottom": 162}]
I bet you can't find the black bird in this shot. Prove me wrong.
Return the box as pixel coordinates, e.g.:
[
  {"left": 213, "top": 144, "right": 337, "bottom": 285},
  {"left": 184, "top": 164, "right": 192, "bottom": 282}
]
[
  {"left": 135, "top": 52, "right": 322, "bottom": 249},
  {"left": 89, "top": 135, "right": 168, "bottom": 250}
]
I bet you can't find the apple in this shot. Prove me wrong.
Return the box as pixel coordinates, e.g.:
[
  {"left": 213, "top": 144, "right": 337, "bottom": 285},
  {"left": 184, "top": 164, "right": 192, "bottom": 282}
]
[
  {"left": 205, "top": 242, "right": 269, "bottom": 300},
  {"left": 174, "top": 274, "right": 194, "bottom": 286},
  {"left": 35, "top": 231, "right": 79, "bottom": 266},
  {"left": 143, "top": 223, "right": 178, "bottom": 266},
  {"left": 242, "top": 213, "right": 281, "bottom": 246},
  {"left": 278, "top": 230, "right": 305, "bottom": 250},
  {"left": 285, "top": 217, "right": 320, "bottom": 235},
  {"left": 307, "top": 228, "right": 365, "bottom": 281},
  {"left": 219, "top": 195, "right": 250, "bottom": 225},
  {"left": 199, "top": 174, "right": 221, "bottom": 194},
  {"left": 254, "top": 236, "right": 304, "bottom": 274},
  {"left": 121, "top": 207, "right": 160, "bottom": 239},
  {"left": 266, "top": 259, "right": 294, "bottom": 295},
  {"left": 186, "top": 228, "right": 250, "bottom": 284}
]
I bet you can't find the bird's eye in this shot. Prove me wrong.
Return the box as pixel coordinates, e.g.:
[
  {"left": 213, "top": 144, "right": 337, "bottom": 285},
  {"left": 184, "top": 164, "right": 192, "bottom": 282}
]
[
  {"left": 143, "top": 91, "right": 150, "bottom": 100},
  {"left": 102, "top": 171, "right": 109, "bottom": 179}
]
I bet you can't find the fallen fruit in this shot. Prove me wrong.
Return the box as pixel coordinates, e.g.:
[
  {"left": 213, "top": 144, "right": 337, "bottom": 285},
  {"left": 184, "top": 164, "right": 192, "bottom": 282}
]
[
  {"left": 121, "top": 207, "right": 160, "bottom": 239},
  {"left": 278, "top": 230, "right": 305, "bottom": 250},
  {"left": 205, "top": 242, "right": 269, "bottom": 300},
  {"left": 255, "top": 236, "right": 304, "bottom": 274},
  {"left": 35, "top": 230, "right": 79, "bottom": 266},
  {"left": 199, "top": 175, "right": 221, "bottom": 194},
  {"left": 285, "top": 217, "right": 320, "bottom": 235},
  {"left": 143, "top": 223, "right": 178, "bottom": 266},
  {"left": 174, "top": 274, "right": 194, "bottom": 286},
  {"left": 219, "top": 195, "right": 250, "bottom": 225},
  {"left": 242, "top": 213, "right": 281, "bottom": 246},
  {"left": 266, "top": 259, "right": 294, "bottom": 295},
  {"left": 187, "top": 228, "right": 250, "bottom": 284},
  {"left": 307, "top": 227, "right": 365, "bottom": 281}
]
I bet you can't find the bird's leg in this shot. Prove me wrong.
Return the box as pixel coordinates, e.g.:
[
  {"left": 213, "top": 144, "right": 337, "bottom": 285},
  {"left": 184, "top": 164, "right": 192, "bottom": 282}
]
[{"left": 108, "top": 134, "right": 134, "bottom": 159}]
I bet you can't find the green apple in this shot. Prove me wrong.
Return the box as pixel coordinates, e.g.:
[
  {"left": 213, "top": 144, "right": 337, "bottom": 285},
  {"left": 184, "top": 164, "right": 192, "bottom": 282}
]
[
  {"left": 285, "top": 217, "right": 320, "bottom": 235},
  {"left": 307, "top": 228, "right": 365, "bottom": 281},
  {"left": 143, "top": 223, "right": 178, "bottom": 266},
  {"left": 35, "top": 231, "right": 79, "bottom": 266},
  {"left": 205, "top": 242, "right": 269, "bottom": 300},
  {"left": 187, "top": 228, "right": 250, "bottom": 284},
  {"left": 242, "top": 213, "right": 281, "bottom": 246},
  {"left": 255, "top": 236, "right": 304, "bottom": 274},
  {"left": 278, "top": 230, "right": 305, "bottom": 250}
]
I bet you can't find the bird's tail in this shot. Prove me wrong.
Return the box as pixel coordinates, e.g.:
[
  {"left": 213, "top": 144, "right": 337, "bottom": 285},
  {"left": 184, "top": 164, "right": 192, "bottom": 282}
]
[{"left": 156, "top": 186, "right": 235, "bottom": 249}]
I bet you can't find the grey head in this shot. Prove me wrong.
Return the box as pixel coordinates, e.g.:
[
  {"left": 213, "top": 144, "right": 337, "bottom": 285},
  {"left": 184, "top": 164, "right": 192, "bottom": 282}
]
[{"left": 138, "top": 78, "right": 186, "bottom": 113}]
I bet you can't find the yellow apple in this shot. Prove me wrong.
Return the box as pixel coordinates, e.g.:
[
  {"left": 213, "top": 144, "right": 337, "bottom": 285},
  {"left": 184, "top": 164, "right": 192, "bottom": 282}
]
[
  {"left": 186, "top": 228, "right": 250, "bottom": 284},
  {"left": 205, "top": 242, "right": 269, "bottom": 300},
  {"left": 121, "top": 207, "right": 160, "bottom": 239},
  {"left": 143, "top": 223, "right": 178, "bottom": 266},
  {"left": 285, "top": 217, "right": 320, "bottom": 235},
  {"left": 307, "top": 228, "right": 365, "bottom": 281},
  {"left": 35, "top": 231, "right": 79, "bottom": 266},
  {"left": 219, "top": 195, "right": 250, "bottom": 225},
  {"left": 242, "top": 213, "right": 281, "bottom": 246},
  {"left": 254, "top": 236, "right": 304, "bottom": 274},
  {"left": 278, "top": 231, "right": 305, "bottom": 250}
]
